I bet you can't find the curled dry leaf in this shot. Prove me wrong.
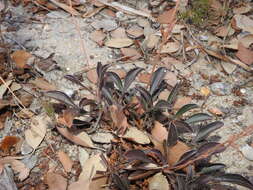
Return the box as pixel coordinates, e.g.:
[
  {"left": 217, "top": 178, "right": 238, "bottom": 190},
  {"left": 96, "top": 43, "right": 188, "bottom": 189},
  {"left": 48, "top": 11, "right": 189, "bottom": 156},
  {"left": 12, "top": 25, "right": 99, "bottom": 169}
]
[
  {"left": 46, "top": 172, "right": 67, "bottom": 190},
  {"left": 126, "top": 25, "right": 144, "bottom": 38},
  {"left": 167, "top": 141, "right": 191, "bottom": 167},
  {"left": 24, "top": 115, "right": 49, "bottom": 150},
  {"left": 109, "top": 105, "right": 130, "bottom": 134},
  {"left": 86, "top": 69, "right": 98, "bottom": 84},
  {"left": 123, "top": 127, "right": 150, "bottom": 145},
  {"left": 57, "top": 151, "right": 73, "bottom": 173},
  {"left": 30, "top": 77, "right": 56, "bottom": 91},
  {"left": 56, "top": 127, "right": 94, "bottom": 148},
  {"left": 90, "top": 30, "right": 106, "bottom": 46},
  {"left": 236, "top": 42, "right": 253, "bottom": 65},
  {"left": 120, "top": 48, "right": 141, "bottom": 61},
  {"left": 232, "top": 14, "right": 253, "bottom": 34},
  {"left": 148, "top": 172, "right": 170, "bottom": 190},
  {"left": 161, "top": 42, "right": 180, "bottom": 54},
  {"left": 105, "top": 38, "right": 133, "bottom": 48},
  {"left": 151, "top": 121, "right": 168, "bottom": 143},
  {"left": 11, "top": 50, "right": 33, "bottom": 69}
]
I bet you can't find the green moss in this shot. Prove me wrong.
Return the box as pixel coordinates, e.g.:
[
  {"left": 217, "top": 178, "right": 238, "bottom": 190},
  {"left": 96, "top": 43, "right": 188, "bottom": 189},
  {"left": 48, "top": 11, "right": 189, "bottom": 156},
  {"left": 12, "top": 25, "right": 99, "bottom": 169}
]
[{"left": 179, "top": 0, "right": 210, "bottom": 26}]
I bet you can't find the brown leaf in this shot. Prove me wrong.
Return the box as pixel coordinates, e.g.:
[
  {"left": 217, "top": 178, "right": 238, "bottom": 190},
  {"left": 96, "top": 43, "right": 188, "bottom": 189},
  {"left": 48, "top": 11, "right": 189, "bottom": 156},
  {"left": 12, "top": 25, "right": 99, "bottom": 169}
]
[
  {"left": 161, "top": 42, "right": 180, "bottom": 54},
  {"left": 24, "top": 115, "right": 49, "bottom": 150},
  {"left": 46, "top": 172, "right": 67, "bottom": 190},
  {"left": 57, "top": 109, "right": 77, "bottom": 128},
  {"left": 86, "top": 69, "right": 97, "bottom": 84},
  {"left": 11, "top": 50, "right": 33, "bottom": 69},
  {"left": 11, "top": 160, "right": 30, "bottom": 181},
  {"left": 30, "top": 77, "right": 57, "bottom": 91},
  {"left": 0, "top": 80, "right": 12, "bottom": 99},
  {"left": 167, "top": 141, "right": 191, "bottom": 166},
  {"left": 49, "top": 0, "right": 80, "bottom": 16},
  {"left": 105, "top": 38, "right": 133, "bottom": 48},
  {"left": 151, "top": 121, "right": 168, "bottom": 143},
  {"left": 57, "top": 151, "right": 73, "bottom": 173},
  {"left": 120, "top": 48, "right": 141, "bottom": 61},
  {"left": 208, "top": 107, "right": 223, "bottom": 116},
  {"left": 126, "top": 25, "right": 144, "bottom": 38},
  {"left": 111, "top": 27, "right": 127, "bottom": 38},
  {"left": 138, "top": 72, "right": 151, "bottom": 84},
  {"left": 173, "top": 97, "right": 192, "bottom": 110},
  {"left": 56, "top": 127, "right": 94, "bottom": 148},
  {"left": 214, "top": 26, "right": 235, "bottom": 37},
  {"left": 0, "top": 136, "right": 20, "bottom": 155},
  {"left": 19, "top": 93, "right": 33, "bottom": 107},
  {"left": 123, "top": 127, "right": 150, "bottom": 145},
  {"left": 232, "top": 14, "right": 253, "bottom": 34},
  {"left": 90, "top": 30, "right": 106, "bottom": 46},
  {"left": 109, "top": 105, "right": 130, "bottom": 134},
  {"left": 236, "top": 42, "right": 253, "bottom": 65},
  {"left": 157, "top": 8, "right": 175, "bottom": 24},
  {"left": 233, "top": 3, "right": 252, "bottom": 14},
  {"left": 164, "top": 71, "right": 177, "bottom": 87}
]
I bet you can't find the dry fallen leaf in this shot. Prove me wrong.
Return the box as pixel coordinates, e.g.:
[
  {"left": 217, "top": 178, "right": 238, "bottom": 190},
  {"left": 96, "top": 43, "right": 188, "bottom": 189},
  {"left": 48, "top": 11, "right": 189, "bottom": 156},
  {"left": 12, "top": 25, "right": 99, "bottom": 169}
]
[
  {"left": 164, "top": 71, "right": 177, "bottom": 87},
  {"left": 148, "top": 172, "right": 170, "bottom": 190},
  {"left": 11, "top": 50, "right": 33, "bottom": 69},
  {"left": 236, "top": 42, "right": 253, "bottom": 65},
  {"left": 30, "top": 77, "right": 57, "bottom": 91},
  {"left": 232, "top": 14, "right": 253, "bottom": 34},
  {"left": 151, "top": 121, "right": 168, "bottom": 143},
  {"left": 0, "top": 136, "right": 20, "bottom": 154},
  {"left": 120, "top": 48, "right": 141, "bottom": 61},
  {"left": 173, "top": 97, "right": 192, "bottom": 110},
  {"left": 221, "top": 61, "right": 237, "bottom": 74},
  {"left": 0, "top": 80, "right": 12, "bottom": 99},
  {"left": 24, "top": 114, "right": 49, "bottom": 150},
  {"left": 49, "top": 0, "right": 80, "bottom": 16},
  {"left": 161, "top": 42, "right": 180, "bottom": 54},
  {"left": 57, "top": 151, "right": 73, "bottom": 173},
  {"left": 233, "top": 3, "right": 252, "bottom": 14},
  {"left": 76, "top": 132, "right": 95, "bottom": 148},
  {"left": 46, "top": 172, "right": 67, "bottom": 190},
  {"left": 90, "top": 30, "right": 106, "bottom": 46},
  {"left": 126, "top": 25, "right": 144, "bottom": 38},
  {"left": 57, "top": 109, "right": 77, "bottom": 128},
  {"left": 56, "top": 127, "right": 94, "bottom": 148},
  {"left": 145, "top": 34, "right": 160, "bottom": 49},
  {"left": 86, "top": 69, "right": 98, "bottom": 84},
  {"left": 138, "top": 72, "right": 151, "bottom": 84},
  {"left": 123, "top": 127, "right": 150, "bottom": 145},
  {"left": 239, "top": 34, "right": 253, "bottom": 48},
  {"left": 214, "top": 25, "right": 235, "bottom": 37},
  {"left": 105, "top": 38, "right": 133, "bottom": 48},
  {"left": 111, "top": 27, "right": 127, "bottom": 38},
  {"left": 157, "top": 8, "right": 175, "bottom": 24},
  {"left": 167, "top": 141, "right": 191, "bottom": 166}
]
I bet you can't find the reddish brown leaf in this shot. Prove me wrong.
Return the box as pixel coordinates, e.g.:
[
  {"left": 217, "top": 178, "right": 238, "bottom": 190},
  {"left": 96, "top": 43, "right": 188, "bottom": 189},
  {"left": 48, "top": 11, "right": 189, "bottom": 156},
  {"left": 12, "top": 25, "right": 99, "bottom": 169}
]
[
  {"left": 157, "top": 8, "right": 175, "bottom": 24},
  {"left": 46, "top": 172, "right": 67, "bottom": 190},
  {"left": 57, "top": 151, "right": 73, "bottom": 173},
  {"left": 11, "top": 50, "right": 33, "bottom": 69},
  {"left": 236, "top": 42, "right": 253, "bottom": 65},
  {"left": 0, "top": 136, "right": 20, "bottom": 154}
]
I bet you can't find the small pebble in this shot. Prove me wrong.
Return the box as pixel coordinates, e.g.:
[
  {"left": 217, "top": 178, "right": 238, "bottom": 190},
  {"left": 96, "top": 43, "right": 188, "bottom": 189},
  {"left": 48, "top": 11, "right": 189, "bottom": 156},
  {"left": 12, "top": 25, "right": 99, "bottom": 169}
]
[
  {"left": 241, "top": 145, "right": 253, "bottom": 161},
  {"left": 240, "top": 88, "right": 246, "bottom": 94}
]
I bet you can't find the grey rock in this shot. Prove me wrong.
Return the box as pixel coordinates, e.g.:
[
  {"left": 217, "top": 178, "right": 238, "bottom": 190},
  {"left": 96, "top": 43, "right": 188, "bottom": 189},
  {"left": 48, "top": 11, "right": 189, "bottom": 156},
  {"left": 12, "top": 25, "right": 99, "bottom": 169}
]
[
  {"left": 91, "top": 132, "right": 114, "bottom": 144},
  {"left": 241, "top": 145, "right": 253, "bottom": 161},
  {"left": 210, "top": 82, "right": 232, "bottom": 96},
  {"left": 0, "top": 166, "right": 18, "bottom": 190}
]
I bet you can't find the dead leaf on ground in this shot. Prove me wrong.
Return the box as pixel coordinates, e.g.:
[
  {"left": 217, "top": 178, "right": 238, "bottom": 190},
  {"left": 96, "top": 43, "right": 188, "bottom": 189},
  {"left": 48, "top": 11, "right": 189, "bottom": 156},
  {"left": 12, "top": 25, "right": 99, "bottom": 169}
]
[
  {"left": 236, "top": 42, "right": 253, "bottom": 65},
  {"left": 161, "top": 42, "right": 180, "bottom": 54},
  {"left": 232, "top": 14, "right": 253, "bottom": 34},
  {"left": 19, "top": 93, "right": 33, "bottom": 107},
  {"left": 30, "top": 77, "right": 57, "bottom": 91},
  {"left": 10, "top": 82, "right": 22, "bottom": 92},
  {"left": 46, "top": 172, "right": 67, "bottom": 190},
  {"left": 123, "top": 127, "right": 150, "bottom": 145},
  {"left": 105, "top": 38, "right": 133, "bottom": 48},
  {"left": 157, "top": 8, "right": 175, "bottom": 24},
  {"left": 56, "top": 127, "right": 95, "bottom": 148},
  {"left": 126, "top": 25, "right": 144, "bottom": 38},
  {"left": 148, "top": 172, "right": 170, "bottom": 190},
  {"left": 120, "top": 48, "right": 141, "bottom": 61},
  {"left": 57, "top": 151, "right": 73, "bottom": 173},
  {"left": 151, "top": 121, "right": 168, "bottom": 143},
  {"left": 109, "top": 105, "right": 130, "bottom": 134},
  {"left": 138, "top": 72, "right": 151, "bottom": 84},
  {"left": 233, "top": 3, "right": 252, "bottom": 14},
  {"left": 90, "top": 30, "right": 106, "bottom": 46},
  {"left": 57, "top": 109, "right": 77, "bottom": 128},
  {"left": 239, "top": 34, "right": 253, "bottom": 48},
  {"left": 145, "top": 34, "right": 160, "bottom": 49},
  {"left": 111, "top": 27, "right": 127, "bottom": 38},
  {"left": 173, "top": 97, "right": 192, "bottom": 110},
  {"left": 86, "top": 69, "right": 98, "bottom": 84},
  {"left": 0, "top": 136, "right": 20, "bottom": 155},
  {"left": 49, "top": 0, "right": 80, "bottom": 16},
  {"left": 167, "top": 141, "right": 191, "bottom": 166},
  {"left": 0, "top": 80, "right": 12, "bottom": 99},
  {"left": 164, "top": 71, "right": 177, "bottom": 87},
  {"left": 221, "top": 61, "right": 237, "bottom": 74},
  {"left": 11, "top": 50, "right": 33, "bottom": 69},
  {"left": 214, "top": 25, "right": 235, "bottom": 37},
  {"left": 24, "top": 114, "right": 49, "bottom": 150}
]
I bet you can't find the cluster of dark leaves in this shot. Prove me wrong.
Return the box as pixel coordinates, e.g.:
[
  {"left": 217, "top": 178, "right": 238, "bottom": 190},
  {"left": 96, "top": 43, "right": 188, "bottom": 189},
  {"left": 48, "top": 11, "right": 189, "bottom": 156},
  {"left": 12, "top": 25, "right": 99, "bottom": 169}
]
[{"left": 45, "top": 63, "right": 253, "bottom": 190}]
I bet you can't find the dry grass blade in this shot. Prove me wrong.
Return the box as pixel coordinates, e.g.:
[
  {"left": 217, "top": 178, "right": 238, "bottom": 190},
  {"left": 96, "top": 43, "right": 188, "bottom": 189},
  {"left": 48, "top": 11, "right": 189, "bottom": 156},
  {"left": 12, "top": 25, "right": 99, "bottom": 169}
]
[{"left": 49, "top": 0, "right": 80, "bottom": 16}]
